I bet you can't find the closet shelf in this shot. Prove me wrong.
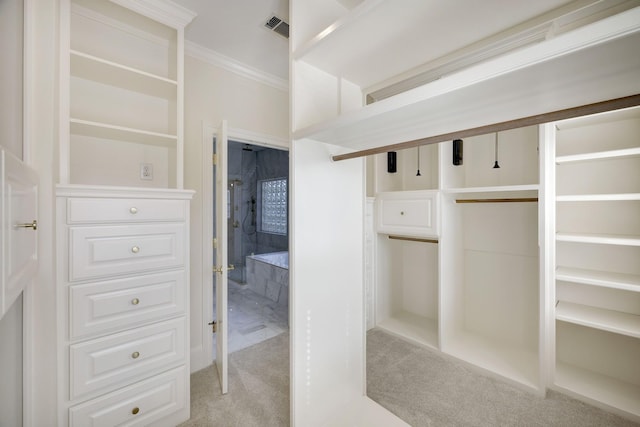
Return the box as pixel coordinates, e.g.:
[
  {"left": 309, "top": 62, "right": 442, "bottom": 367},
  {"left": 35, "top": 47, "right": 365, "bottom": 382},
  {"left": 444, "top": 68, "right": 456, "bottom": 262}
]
[
  {"left": 376, "top": 311, "right": 438, "bottom": 350},
  {"left": 556, "top": 267, "right": 640, "bottom": 292},
  {"left": 556, "top": 193, "right": 640, "bottom": 202},
  {"left": 70, "top": 118, "right": 178, "bottom": 146},
  {"left": 555, "top": 362, "right": 640, "bottom": 417},
  {"left": 556, "top": 232, "right": 640, "bottom": 247},
  {"left": 292, "top": 9, "right": 640, "bottom": 150},
  {"left": 556, "top": 302, "right": 640, "bottom": 338},
  {"left": 556, "top": 147, "right": 640, "bottom": 164},
  {"left": 71, "top": 50, "right": 177, "bottom": 98}
]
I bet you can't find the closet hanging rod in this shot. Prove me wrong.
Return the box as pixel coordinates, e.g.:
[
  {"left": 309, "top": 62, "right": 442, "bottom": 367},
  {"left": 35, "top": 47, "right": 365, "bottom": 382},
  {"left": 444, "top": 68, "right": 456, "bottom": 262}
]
[
  {"left": 389, "top": 235, "right": 438, "bottom": 244},
  {"left": 456, "top": 198, "right": 538, "bottom": 204},
  {"left": 331, "top": 94, "right": 640, "bottom": 162}
]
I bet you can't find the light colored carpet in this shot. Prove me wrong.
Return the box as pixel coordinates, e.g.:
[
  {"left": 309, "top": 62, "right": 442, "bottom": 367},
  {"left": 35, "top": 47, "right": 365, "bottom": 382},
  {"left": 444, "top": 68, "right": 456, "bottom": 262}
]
[
  {"left": 366, "top": 328, "right": 638, "bottom": 427},
  {"left": 180, "top": 332, "right": 290, "bottom": 427},
  {"left": 183, "top": 329, "right": 638, "bottom": 426}
]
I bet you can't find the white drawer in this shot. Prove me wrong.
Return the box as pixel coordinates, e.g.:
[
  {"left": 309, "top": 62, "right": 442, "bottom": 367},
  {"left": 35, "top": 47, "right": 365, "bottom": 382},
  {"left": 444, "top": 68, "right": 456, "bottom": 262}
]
[
  {"left": 377, "top": 191, "right": 439, "bottom": 237},
  {"left": 69, "top": 223, "right": 185, "bottom": 282},
  {"left": 69, "top": 270, "right": 186, "bottom": 340},
  {"left": 69, "top": 366, "right": 187, "bottom": 427},
  {"left": 67, "top": 198, "right": 186, "bottom": 224},
  {"left": 70, "top": 317, "right": 186, "bottom": 399}
]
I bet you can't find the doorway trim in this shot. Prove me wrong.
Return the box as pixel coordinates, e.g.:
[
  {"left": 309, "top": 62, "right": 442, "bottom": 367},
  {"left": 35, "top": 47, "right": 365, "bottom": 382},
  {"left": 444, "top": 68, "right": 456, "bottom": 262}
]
[{"left": 196, "top": 121, "right": 289, "bottom": 371}]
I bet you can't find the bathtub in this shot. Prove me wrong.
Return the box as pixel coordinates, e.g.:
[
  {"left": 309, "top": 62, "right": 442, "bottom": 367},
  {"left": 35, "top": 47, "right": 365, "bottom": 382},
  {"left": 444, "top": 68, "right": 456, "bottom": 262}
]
[{"left": 245, "top": 251, "right": 289, "bottom": 308}]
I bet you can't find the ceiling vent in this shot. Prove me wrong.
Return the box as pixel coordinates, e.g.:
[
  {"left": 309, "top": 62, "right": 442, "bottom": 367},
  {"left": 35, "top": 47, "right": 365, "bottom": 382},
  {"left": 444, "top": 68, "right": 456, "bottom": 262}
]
[{"left": 264, "top": 14, "right": 289, "bottom": 39}]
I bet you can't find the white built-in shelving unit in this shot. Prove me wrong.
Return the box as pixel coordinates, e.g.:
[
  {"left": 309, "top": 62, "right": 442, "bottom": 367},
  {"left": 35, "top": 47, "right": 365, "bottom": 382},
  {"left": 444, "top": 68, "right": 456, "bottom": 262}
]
[
  {"left": 552, "top": 106, "right": 640, "bottom": 421},
  {"left": 290, "top": 0, "right": 640, "bottom": 424},
  {"left": 60, "top": 0, "right": 194, "bottom": 189},
  {"left": 56, "top": 1, "right": 196, "bottom": 426}
]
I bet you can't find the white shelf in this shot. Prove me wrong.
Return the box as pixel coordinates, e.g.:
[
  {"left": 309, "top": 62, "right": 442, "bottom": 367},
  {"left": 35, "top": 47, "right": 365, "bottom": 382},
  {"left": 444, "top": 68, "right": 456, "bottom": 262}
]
[
  {"left": 556, "top": 232, "right": 640, "bottom": 247},
  {"left": 444, "top": 185, "right": 538, "bottom": 201},
  {"left": 556, "top": 147, "right": 640, "bottom": 164},
  {"left": 555, "top": 362, "right": 640, "bottom": 420},
  {"left": 292, "top": 9, "right": 640, "bottom": 150},
  {"left": 376, "top": 311, "right": 438, "bottom": 349},
  {"left": 556, "top": 302, "right": 640, "bottom": 338},
  {"left": 445, "top": 330, "right": 540, "bottom": 391},
  {"left": 556, "top": 267, "right": 640, "bottom": 292},
  {"left": 70, "top": 118, "right": 177, "bottom": 146},
  {"left": 556, "top": 193, "right": 640, "bottom": 202},
  {"left": 71, "top": 50, "right": 177, "bottom": 99}
]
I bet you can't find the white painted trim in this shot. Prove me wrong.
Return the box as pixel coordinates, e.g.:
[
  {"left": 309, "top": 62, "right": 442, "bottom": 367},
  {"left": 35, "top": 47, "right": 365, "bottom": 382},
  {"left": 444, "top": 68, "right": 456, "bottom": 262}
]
[
  {"left": 196, "top": 122, "right": 289, "bottom": 372},
  {"left": 109, "top": 0, "right": 196, "bottom": 29},
  {"left": 186, "top": 41, "right": 289, "bottom": 93}
]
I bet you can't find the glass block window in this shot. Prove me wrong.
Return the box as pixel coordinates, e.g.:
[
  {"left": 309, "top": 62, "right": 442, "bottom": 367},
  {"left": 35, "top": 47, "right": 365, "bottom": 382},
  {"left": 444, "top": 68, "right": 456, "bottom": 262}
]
[{"left": 259, "top": 178, "right": 288, "bottom": 235}]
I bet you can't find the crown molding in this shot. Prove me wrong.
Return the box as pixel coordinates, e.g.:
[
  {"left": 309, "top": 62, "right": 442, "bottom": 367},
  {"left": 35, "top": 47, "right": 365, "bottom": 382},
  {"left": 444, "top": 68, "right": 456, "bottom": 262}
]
[
  {"left": 185, "top": 41, "right": 289, "bottom": 92},
  {"left": 110, "top": 0, "right": 196, "bottom": 29}
]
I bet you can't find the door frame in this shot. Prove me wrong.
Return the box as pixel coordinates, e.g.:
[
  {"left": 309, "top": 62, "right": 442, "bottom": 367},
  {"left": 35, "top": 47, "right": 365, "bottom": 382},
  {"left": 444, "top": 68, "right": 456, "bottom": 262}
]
[{"left": 200, "top": 122, "right": 289, "bottom": 369}]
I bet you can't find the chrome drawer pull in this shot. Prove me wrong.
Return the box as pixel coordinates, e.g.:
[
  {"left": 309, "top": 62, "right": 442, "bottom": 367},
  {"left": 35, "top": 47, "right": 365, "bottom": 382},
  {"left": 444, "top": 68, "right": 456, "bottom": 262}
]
[
  {"left": 132, "top": 407, "right": 140, "bottom": 415},
  {"left": 129, "top": 207, "right": 138, "bottom": 214},
  {"left": 131, "top": 246, "right": 140, "bottom": 254},
  {"left": 132, "top": 351, "right": 140, "bottom": 359},
  {"left": 131, "top": 298, "right": 140, "bottom": 305}
]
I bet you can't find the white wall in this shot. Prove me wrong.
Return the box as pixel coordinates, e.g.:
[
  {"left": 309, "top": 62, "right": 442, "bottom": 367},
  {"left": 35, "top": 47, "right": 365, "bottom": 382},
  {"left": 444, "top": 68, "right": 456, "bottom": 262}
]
[{"left": 183, "top": 54, "right": 289, "bottom": 371}]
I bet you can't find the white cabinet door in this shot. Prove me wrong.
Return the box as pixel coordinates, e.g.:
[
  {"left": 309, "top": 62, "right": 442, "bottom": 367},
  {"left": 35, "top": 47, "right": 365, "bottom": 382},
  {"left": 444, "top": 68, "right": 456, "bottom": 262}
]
[{"left": 1, "top": 148, "right": 38, "bottom": 318}]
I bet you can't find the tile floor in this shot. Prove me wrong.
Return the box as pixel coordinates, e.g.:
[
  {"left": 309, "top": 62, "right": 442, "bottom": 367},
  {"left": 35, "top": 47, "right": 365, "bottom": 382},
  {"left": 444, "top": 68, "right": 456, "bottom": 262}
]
[{"left": 213, "top": 278, "right": 289, "bottom": 356}]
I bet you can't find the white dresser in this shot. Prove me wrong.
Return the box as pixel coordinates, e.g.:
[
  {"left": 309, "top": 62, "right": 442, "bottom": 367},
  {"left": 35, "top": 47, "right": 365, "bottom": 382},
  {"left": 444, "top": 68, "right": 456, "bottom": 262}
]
[{"left": 56, "top": 185, "right": 193, "bottom": 427}]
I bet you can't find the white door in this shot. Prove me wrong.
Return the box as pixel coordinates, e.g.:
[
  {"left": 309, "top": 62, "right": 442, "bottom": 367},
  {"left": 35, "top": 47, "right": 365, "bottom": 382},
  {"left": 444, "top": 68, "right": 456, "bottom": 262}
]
[
  {"left": 1, "top": 148, "right": 38, "bottom": 318},
  {"left": 213, "top": 121, "right": 228, "bottom": 394}
]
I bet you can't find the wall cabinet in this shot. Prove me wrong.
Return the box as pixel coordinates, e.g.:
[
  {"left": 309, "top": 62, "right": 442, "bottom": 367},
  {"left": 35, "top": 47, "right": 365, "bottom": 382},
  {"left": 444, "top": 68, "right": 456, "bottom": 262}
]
[
  {"left": 57, "top": 187, "right": 193, "bottom": 427},
  {"left": 551, "top": 107, "right": 640, "bottom": 420}
]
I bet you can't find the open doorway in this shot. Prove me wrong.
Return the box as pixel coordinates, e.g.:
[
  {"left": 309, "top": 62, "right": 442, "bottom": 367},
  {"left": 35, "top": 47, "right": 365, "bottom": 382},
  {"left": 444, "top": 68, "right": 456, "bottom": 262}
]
[{"left": 213, "top": 140, "right": 289, "bottom": 357}]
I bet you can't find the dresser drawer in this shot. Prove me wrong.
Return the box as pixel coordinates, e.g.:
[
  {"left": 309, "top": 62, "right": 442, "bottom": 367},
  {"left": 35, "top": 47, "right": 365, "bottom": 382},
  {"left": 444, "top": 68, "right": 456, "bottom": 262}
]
[
  {"left": 67, "top": 197, "right": 186, "bottom": 224},
  {"left": 377, "top": 191, "right": 439, "bottom": 237},
  {"left": 69, "top": 366, "right": 187, "bottom": 427},
  {"left": 70, "top": 317, "right": 186, "bottom": 399},
  {"left": 69, "top": 223, "right": 185, "bottom": 282},
  {"left": 69, "top": 270, "right": 186, "bottom": 340}
]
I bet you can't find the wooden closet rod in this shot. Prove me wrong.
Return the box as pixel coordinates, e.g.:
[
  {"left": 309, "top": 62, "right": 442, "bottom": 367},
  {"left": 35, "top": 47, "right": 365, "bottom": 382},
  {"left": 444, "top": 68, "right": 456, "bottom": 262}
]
[
  {"left": 456, "top": 198, "right": 538, "bottom": 204},
  {"left": 389, "top": 235, "right": 438, "bottom": 244},
  {"left": 332, "top": 94, "right": 640, "bottom": 162}
]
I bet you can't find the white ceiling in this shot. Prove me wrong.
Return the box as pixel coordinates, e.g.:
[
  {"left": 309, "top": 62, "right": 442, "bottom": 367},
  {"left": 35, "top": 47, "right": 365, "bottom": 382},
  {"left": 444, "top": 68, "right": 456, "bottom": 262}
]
[
  {"left": 172, "top": 0, "right": 290, "bottom": 79},
  {"left": 174, "top": 0, "right": 591, "bottom": 86}
]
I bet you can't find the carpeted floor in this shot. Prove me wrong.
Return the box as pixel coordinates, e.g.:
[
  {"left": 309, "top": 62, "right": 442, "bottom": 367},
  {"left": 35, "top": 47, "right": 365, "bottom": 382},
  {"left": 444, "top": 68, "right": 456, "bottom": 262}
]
[
  {"left": 183, "top": 329, "right": 638, "bottom": 426},
  {"left": 180, "top": 332, "right": 290, "bottom": 427},
  {"left": 366, "top": 329, "right": 638, "bottom": 427}
]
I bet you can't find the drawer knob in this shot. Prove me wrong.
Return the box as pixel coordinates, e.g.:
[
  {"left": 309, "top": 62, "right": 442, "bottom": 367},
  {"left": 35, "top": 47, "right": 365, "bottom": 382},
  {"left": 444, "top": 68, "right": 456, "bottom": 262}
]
[
  {"left": 132, "top": 407, "right": 140, "bottom": 415},
  {"left": 400, "top": 211, "right": 405, "bottom": 215},
  {"left": 130, "top": 207, "right": 138, "bottom": 214},
  {"left": 132, "top": 351, "right": 140, "bottom": 359},
  {"left": 131, "top": 246, "right": 140, "bottom": 254},
  {"left": 131, "top": 298, "right": 140, "bottom": 305}
]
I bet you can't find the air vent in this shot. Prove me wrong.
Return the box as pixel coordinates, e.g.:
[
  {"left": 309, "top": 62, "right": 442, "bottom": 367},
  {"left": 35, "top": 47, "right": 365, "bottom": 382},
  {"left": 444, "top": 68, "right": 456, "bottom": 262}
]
[{"left": 264, "top": 14, "right": 289, "bottom": 39}]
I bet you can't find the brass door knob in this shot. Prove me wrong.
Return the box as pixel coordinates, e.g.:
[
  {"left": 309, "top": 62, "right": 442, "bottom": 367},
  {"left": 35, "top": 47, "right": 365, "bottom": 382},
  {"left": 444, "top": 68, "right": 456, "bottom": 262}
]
[
  {"left": 16, "top": 220, "right": 37, "bottom": 230},
  {"left": 132, "top": 407, "right": 140, "bottom": 415},
  {"left": 131, "top": 298, "right": 140, "bottom": 305},
  {"left": 132, "top": 351, "right": 140, "bottom": 359}
]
